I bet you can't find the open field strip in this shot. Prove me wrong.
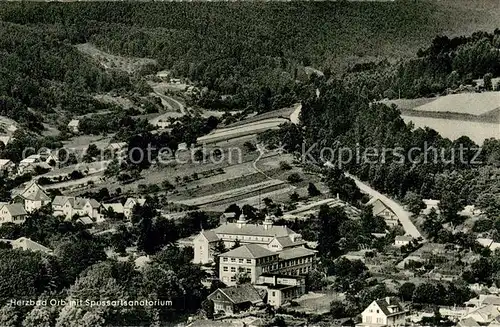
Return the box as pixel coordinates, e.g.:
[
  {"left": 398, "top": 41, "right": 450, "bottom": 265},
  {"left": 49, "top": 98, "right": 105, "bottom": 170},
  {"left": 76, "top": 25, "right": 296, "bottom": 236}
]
[
  {"left": 401, "top": 115, "right": 499, "bottom": 144},
  {"left": 205, "top": 186, "right": 297, "bottom": 212},
  {"left": 224, "top": 107, "right": 296, "bottom": 128},
  {"left": 173, "top": 179, "right": 285, "bottom": 207},
  {"left": 197, "top": 119, "right": 287, "bottom": 143},
  {"left": 413, "top": 91, "right": 500, "bottom": 115}
]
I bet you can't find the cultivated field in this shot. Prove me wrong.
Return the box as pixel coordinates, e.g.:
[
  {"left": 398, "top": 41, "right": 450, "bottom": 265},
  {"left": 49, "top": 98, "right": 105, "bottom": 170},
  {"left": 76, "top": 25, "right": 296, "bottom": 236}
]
[
  {"left": 413, "top": 92, "right": 500, "bottom": 116},
  {"left": 197, "top": 118, "right": 288, "bottom": 144},
  {"left": 401, "top": 116, "right": 499, "bottom": 144}
]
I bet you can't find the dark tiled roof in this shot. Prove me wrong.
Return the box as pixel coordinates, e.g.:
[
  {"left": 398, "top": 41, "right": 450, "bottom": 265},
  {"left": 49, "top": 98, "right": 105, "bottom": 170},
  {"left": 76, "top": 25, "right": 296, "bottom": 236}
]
[
  {"left": 219, "top": 244, "right": 275, "bottom": 259},
  {"left": 216, "top": 284, "right": 263, "bottom": 305}
]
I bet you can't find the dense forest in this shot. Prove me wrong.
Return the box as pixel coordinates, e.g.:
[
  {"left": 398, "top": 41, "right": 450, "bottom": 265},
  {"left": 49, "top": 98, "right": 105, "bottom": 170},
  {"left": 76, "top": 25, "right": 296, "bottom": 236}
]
[{"left": 0, "top": 1, "right": 499, "bottom": 115}]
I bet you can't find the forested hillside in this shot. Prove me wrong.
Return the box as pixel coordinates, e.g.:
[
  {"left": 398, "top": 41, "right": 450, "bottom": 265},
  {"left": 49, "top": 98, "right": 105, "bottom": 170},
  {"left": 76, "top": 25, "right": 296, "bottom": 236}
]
[{"left": 1, "top": 0, "right": 500, "bottom": 114}]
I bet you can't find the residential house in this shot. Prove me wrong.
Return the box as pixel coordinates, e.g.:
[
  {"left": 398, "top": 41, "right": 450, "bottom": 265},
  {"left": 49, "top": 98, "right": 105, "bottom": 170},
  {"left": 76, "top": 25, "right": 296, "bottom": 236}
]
[
  {"left": 0, "top": 159, "right": 15, "bottom": 176},
  {"left": 394, "top": 236, "right": 413, "bottom": 248},
  {"left": 193, "top": 214, "right": 304, "bottom": 264},
  {"left": 11, "top": 237, "right": 52, "bottom": 255},
  {"left": 106, "top": 142, "right": 128, "bottom": 159},
  {"left": 0, "top": 203, "right": 28, "bottom": 224},
  {"left": 101, "top": 203, "right": 124, "bottom": 216},
  {"left": 13, "top": 181, "right": 51, "bottom": 213},
  {"left": 359, "top": 297, "right": 406, "bottom": 327},
  {"left": 219, "top": 212, "right": 237, "bottom": 224},
  {"left": 0, "top": 135, "right": 11, "bottom": 147},
  {"left": 466, "top": 295, "right": 500, "bottom": 309},
  {"left": 207, "top": 284, "right": 264, "bottom": 315},
  {"left": 18, "top": 154, "right": 54, "bottom": 175},
  {"left": 68, "top": 119, "right": 80, "bottom": 133},
  {"left": 123, "top": 198, "right": 146, "bottom": 219},
  {"left": 0, "top": 237, "right": 53, "bottom": 255},
  {"left": 52, "top": 196, "right": 101, "bottom": 220},
  {"left": 464, "top": 305, "right": 500, "bottom": 324},
  {"left": 367, "top": 198, "right": 398, "bottom": 226}
]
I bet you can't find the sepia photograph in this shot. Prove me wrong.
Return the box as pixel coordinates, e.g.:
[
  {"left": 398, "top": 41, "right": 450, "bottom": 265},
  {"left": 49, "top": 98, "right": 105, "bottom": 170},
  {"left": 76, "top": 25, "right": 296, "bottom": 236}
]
[{"left": 0, "top": 0, "right": 498, "bottom": 326}]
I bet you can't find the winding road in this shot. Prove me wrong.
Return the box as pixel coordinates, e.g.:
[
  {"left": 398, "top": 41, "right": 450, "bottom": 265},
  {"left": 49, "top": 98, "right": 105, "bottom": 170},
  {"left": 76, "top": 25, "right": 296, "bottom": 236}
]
[{"left": 345, "top": 172, "right": 423, "bottom": 239}]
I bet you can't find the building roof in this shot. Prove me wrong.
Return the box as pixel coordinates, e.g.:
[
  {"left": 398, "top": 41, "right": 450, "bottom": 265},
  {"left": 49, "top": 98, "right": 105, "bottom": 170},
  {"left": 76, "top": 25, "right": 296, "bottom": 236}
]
[
  {"left": 52, "top": 195, "right": 71, "bottom": 206},
  {"left": 18, "top": 181, "right": 50, "bottom": 202},
  {"left": 395, "top": 235, "right": 413, "bottom": 242},
  {"left": 374, "top": 297, "right": 405, "bottom": 317},
  {"left": 466, "top": 305, "right": 500, "bottom": 322},
  {"left": 124, "top": 198, "right": 146, "bottom": 208},
  {"left": 210, "top": 284, "right": 263, "bottom": 305},
  {"left": 102, "top": 203, "right": 124, "bottom": 213},
  {"left": 68, "top": 119, "right": 80, "bottom": 126},
  {"left": 200, "top": 230, "right": 219, "bottom": 242},
  {"left": 1, "top": 203, "right": 27, "bottom": 217},
  {"left": 278, "top": 247, "right": 317, "bottom": 261},
  {"left": 457, "top": 318, "right": 480, "bottom": 327},
  {"left": 483, "top": 296, "right": 500, "bottom": 307},
  {"left": 213, "top": 222, "right": 297, "bottom": 238},
  {"left": 107, "top": 142, "right": 127, "bottom": 150},
  {"left": 272, "top": 236, "right": 306, "bottom": 248},
  {"left": 76, "top": 216, "right": 94, "bottom": 225},
  {"left": 53, "top": 196, "right": 100, "bottom": 209},
  {"left": 367, "top": 198, "right": 396, "bottom": 217},
  {"left": 10, "top": 237, "right": 53, "bottom": 254},
  {"left": 0, "top": 159, "right": 12, "bottom": 168},
  {"left": 0, "top": 136, "right": 10, "bottom": 146},
  {"left": 220, "top": 244, "right": 275, "bottom": 259},
  {"left": 187, "top": 320, "right": 237, "bottom": 327}
]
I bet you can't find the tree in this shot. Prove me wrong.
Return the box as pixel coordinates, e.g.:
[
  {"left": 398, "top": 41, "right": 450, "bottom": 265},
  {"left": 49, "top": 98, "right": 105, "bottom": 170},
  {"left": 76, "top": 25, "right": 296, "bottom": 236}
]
[
  {"left": 330, "top": 301, "right": 347, "bottom": 318},
  {"left": 439, "top": 191, "right": 464, "bottom": 227},
  {"left": 399, "top": 282, "right": 416, "bottom": 302},
  {"left": 55, "top": 237, "right": 106, "bottom": 287},
  {"left": 22, "top": 304, "right": 58, "bottom": 327},
  {"left": 201, "top": 299, "right": 214, "bottom": 320},
  {"left": 104, "top": 158, "right": 120, "bottom": 178},
  {"left": 287, "top": 173, "right": 302, "bottom": 184},
  {"left": 404, "top": 191, "right": 426, "bottom": 217},
  {"left": 484, "top": 73, "right": 493, "bottom": 91},
  {"left": 307, "top": 182, "right": 321, "bottom": 197},
  {"left": 0, "top": 305, "right": 19, "bottom": 327},
  {"left": 231, "top": 239, "right": 241, "bottom": 250},
  {"left": 289, "top": 192, "right": 300, "bottom": 202}
]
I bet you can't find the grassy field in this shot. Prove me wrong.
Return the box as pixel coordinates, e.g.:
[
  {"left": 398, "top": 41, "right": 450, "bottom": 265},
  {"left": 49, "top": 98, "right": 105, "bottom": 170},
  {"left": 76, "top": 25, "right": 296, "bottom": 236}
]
[
  {"left": 401, "top": 115, "right": 499, "bottom": 144},
  {"left": 75, "top": 43, "right": 157, "bottom": 74},
  {"left": 413, "top": 92, "right": 500, "bottom": 116}
]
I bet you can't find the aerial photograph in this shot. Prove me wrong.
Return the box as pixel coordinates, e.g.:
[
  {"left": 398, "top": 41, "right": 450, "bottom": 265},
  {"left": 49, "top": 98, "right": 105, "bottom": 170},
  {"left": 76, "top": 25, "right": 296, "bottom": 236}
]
[{"left": 0, "top": 0, "right": 498, "bottom": 326}]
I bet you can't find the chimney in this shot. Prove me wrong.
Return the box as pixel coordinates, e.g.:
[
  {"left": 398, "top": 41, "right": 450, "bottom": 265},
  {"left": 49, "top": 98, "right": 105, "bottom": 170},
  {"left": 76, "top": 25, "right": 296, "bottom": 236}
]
[
  {"left": 385, "top": 296, "right": 391, "bottom": 305},
  {"left": 336, "top": 193, "right": 340, "bottom": 200}
]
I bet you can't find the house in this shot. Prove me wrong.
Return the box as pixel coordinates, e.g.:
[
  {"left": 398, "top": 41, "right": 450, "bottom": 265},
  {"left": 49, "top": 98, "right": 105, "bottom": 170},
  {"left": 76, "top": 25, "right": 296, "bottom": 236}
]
[
  {"left": 359, "top": 297, "right": 406, "bottom": 327},
  {"left": 6, "top": 124, "right": 17, "bottom": 133},
  {"left": 207, "top": 284, "right": 264, "bottom": 315},
  {"left": 394, "top": 235, "right": 413, "bottom": 248},
  {"left": 366, "top": 197, "right": 398, "bottom": 226},
  {"left": 464, "top": 305, "right": 500, "bottom": 324},
  {"left": 0, "top": 135, "right": 11, "bottom": 147},
  {"left": 0, "top": 159, "right": 15, "bottom": 176},
  {"left": 68, "top": 119, "right": 80, "bottom": 133},
  {"left": 123, "top": 198, "right": 146, "bottom": 219},
  {"left": 52, "top": 196, "right": 101, "bottom": 220},
  {"left": 13, "top": 181, "right": 51, "bottom": 213},
  {"left": 194, "top": 214, "right": 305, "bottom": 264},
  {"left": 219, "top": 212, "right": 237, "bottom": 224},
  {"left": 106, "top": 142, "right": 128, "bottom": 158},
  {"left": 255, "top": 274, "right": 306, "bottom": 307},
  {"left": 466, "top": 295, "right": 500, "bottom": 309},
  {"left": 101, "top": 203, "right": 124, "bottom": 215},
  {"left": 10, "top": 237, "right": 53, "bottom": 255},
  {"left": 0, "top": 203, "right": 28, "bottom": 224},
  {"left": 194, "top": 230, "right": 220, "bottom": 264}
]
